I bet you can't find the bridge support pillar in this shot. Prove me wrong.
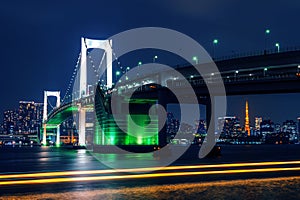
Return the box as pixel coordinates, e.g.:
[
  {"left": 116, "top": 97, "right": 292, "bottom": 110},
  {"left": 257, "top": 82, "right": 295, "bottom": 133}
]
[
  {"left": 43, "top": 124, "right": 47, "bottom": 145},
  {"left": 158, "top": 88, "right": 178, "bottom": 146},
  {"left": 206, "top": 95, "right": 216, "bottom": 144},
  {"left": 56, "top": 125, "right": 60, "bottom": 146},
  {"left": 78, "top": 107, "right": 86, "bottom": 146}
]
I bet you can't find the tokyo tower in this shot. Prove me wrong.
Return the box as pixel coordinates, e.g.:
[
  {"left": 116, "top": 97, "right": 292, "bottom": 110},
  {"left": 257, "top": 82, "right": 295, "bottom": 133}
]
[{"left": 245, "top": 100, "right": 250, "bottom": 136}]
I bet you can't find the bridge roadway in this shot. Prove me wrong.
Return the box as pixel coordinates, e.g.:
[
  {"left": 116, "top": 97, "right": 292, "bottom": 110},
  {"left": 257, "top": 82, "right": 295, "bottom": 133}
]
[
  {"left": 45, "top": 50, "right": 300, "bottom": 126},
  {"left": 45, "top": 95, "right": 95, "bottom": 125}
]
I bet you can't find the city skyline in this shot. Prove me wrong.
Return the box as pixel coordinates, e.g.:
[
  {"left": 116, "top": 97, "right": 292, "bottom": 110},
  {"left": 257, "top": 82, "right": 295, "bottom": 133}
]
[{"left": 1, "top": 93, "right": 299, "bottom": 128}]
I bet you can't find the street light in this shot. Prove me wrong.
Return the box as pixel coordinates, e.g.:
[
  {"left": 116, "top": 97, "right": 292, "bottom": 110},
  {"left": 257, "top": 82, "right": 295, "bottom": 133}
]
[
  {"left": 153, "top": 55, "right": 158, "bottom": 63},
  {"left": 275, "top": 43, "right": 280, "bottom": 53},
  {"left": 126, "top": 67, "right": 130, "bottom": 81},
  {"left": 264, "top": 67, "right": 268, "bottom": 76},
  {"left": 190, "top": 75, "right": 194, "bottom": 82},
  {"left": 265, "top": 29, "right": 270, "bottom": 53},
  {"left": 213, "top": 39, "right": 218, "bottom": 59},
  {"left": 137, "top": 61, "right": 142, "bottom": 76},
  {"left": 115, "top": 71, "right": 120, "bottom": 82},
  {"left": 192, "top": 56, "right": 198, "bottom": 64},
  {"left": 235, "top": 70, "right": 239, "bottom": 80}
]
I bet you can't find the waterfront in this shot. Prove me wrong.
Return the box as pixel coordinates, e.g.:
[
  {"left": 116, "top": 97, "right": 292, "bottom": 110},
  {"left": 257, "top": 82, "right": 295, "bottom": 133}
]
[{"left": 0, "top": 144, "right": 300, "bottom": 199}]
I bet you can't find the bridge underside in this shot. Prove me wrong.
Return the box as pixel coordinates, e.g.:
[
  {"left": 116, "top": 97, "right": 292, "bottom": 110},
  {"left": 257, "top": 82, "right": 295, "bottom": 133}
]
[{"left": 46, "top": 105, "right": 78, "bottom": 126}]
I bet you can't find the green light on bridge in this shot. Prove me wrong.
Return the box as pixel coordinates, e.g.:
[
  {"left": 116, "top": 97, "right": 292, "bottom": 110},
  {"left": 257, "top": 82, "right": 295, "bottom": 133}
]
[
  {"left": 126, "top": 115, "right": 158, "bottom": 145},
  {"left": 95, "top": 114, "right": 158, "bottom": 146}
]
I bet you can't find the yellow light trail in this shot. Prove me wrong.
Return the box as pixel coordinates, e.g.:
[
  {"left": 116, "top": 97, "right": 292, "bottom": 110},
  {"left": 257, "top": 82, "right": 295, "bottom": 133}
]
[
  {"left": 1, "top": 160, "right": 300, "bottom": 179},
  {"left": 1, "top": 167, "right": 300, "bottom": 185}
]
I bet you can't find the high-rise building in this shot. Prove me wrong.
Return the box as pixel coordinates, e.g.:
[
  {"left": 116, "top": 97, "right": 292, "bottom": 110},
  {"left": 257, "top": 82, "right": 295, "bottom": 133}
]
[
  {"left": 166, "top": 112, "right": 180, "bottom": 141},
  {"left": 194, "top": 119, "right": 207, "bottom": 134},
  {"left": 260, "top": 119, "right": 274, "bottom": 136},
  {"left": 3, "top": 110, "right": 18, "bottom": 134},
  {"left": 245, "top": 100, "right": 250, "bottom": 136},
  {"left": 274, "top": 123, "right": 281, "bottom": 133},
  {"left": 282, "top": 120, "right": 298, "bottom": 143},
  {"left": 17, "top": 101, "right": 43, "bottom": 134},
  {"left": 282, "top": 120, "right": 297, "bottom": 133},
  {"left": 218, "top": 116, "right": 241, "bottom": 138},
  {"left": 255, "top": 117, "right": 262, "bottom": 131}
]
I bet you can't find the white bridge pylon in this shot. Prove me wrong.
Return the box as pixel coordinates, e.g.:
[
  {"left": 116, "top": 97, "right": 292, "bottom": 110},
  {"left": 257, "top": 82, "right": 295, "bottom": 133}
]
[
  {"left": 42, "top": 91, "right": 61, "bottom": 146},
  {"left": 78, "top": 37, "right": 113, "bottom": 146},
  {"left": 81, "top": 37, "right": 113, "bottom": 95}
]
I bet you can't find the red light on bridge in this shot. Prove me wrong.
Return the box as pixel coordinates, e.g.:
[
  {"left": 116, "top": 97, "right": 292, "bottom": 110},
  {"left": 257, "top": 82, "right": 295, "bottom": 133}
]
[{"left": 296, "top": 73, "right": 300, "bottom": 77}]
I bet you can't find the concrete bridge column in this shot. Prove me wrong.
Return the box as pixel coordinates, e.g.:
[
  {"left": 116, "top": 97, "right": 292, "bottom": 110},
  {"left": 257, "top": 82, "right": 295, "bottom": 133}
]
[
  {"left": 205, "top": 95, "right": 216, "bottom": 144},
  {"left": 158, "top": 88, "right": 178, "bottom": 147},
  {"left": 78, "top": 105, "right": 86, "bottom": 146},
  {"left": 43, "top": 124, "right": 47, "bottom": 145},
  {"left": 56, "top": 125, "right": 60, "bottom": 146}
]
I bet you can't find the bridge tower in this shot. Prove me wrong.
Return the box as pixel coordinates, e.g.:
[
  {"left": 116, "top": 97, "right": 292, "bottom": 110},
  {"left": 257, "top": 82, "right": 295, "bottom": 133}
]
[
  {"left": 42, "top": 91, "right": 61, "bottom": 145},
  {"left": 78, "top": 37, "right": 113, "bottom": 146}
]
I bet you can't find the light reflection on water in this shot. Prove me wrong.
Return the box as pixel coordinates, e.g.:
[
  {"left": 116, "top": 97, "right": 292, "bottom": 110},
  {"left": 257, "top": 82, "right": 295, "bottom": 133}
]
[{"left": 91, "top": 152, "right": 163, "bottom": 170}]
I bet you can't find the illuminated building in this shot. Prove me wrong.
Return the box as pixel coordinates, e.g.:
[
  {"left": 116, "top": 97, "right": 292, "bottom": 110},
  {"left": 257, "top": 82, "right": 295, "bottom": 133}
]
[
  {"left": 245, "top": 100, "right": 250, "bottom": 136},
  {"left": 166, "top": 112, "right": 180, "bottom": 141},
  {"left": 18, "top": 101, "right": 43, "bottom": 134},
  {"left": 218, "top": 116, "right": 241, "bottom": 138},
  {"left": 274, "top": 123, "right": 281, "bottom": 133},
  {"left": 255, "top": 117, "right": 262, "bottom": 131},
  {"left": 195, "top": 119, "right": 207, "bottom": 134},
  {"left": 282, "top": 120, "right": 297, "bottom": 133},
  {"left": 282, "top": 120, "right": 298, "bottom": 143},
  {"left": 260, "top": 119, "right": 274, "bottom": 136},
  {"left": 3, "top": 110, "right": 18, "bottom": 134}
]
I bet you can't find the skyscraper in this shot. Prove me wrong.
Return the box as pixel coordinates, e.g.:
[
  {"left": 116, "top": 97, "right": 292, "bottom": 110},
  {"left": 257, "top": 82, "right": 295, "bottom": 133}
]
[
  {"left": 260, "top": 119, "right": 275, "bottom": 136},
  {"left": 18, "top": 101, "right": 43, "bottom": 134},
  {"left": 282, "top": 120, "right": 298, "bottom": 143},
  {"left": 3, "top": 110, "right": 18, "bottom": 134},
  {"left": 218, "top": 116, "right": 241, "bottom": 138},
  {"left": 255, "top": 117, "right": 262, "bottom": 131},
  {"left": 245, "top": 100, "right": 250, "bottom": 136}
]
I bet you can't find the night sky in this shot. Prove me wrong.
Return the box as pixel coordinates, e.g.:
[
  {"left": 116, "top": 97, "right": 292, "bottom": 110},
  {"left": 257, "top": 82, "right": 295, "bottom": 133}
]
[{"left": 0, "top": 0, "right": 299, "bottom": 124}]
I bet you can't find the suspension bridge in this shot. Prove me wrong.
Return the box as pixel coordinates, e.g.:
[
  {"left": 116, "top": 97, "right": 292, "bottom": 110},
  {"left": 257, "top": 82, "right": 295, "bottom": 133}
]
[{"left": 42, "top": 37, "right": 300, "bottom": 148}]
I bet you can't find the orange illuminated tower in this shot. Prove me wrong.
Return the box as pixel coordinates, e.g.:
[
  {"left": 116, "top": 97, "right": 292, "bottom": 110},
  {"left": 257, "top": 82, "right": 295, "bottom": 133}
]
[{"left": 245, "top": 100, "right": 250, "bottom": 136}]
